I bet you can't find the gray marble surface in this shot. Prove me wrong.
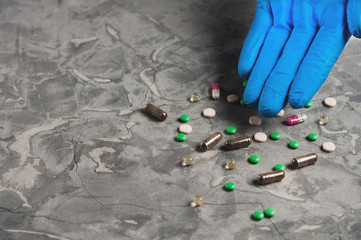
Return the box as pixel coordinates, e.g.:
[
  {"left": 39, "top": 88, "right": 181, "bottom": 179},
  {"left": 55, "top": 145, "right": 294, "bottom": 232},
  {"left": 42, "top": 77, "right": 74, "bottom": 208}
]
[{"left": 0, "top": 1, "right": 361, "bottom": 239}]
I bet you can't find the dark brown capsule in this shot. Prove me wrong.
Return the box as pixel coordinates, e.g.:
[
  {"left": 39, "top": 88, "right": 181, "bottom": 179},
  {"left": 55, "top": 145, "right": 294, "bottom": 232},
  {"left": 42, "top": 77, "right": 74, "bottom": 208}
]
[
  {"left": 145, "top": 103, "right": 167, "bottom": 121},
  {"left": 224, "top": 136, "right": 252, "bottom": 150},
  {"left": 200, "top": 132, "right": 222, "bottom": 151},
  {"left": 258, "top": 170, "right": 285, "bottom": 185},
  {"left": 292, "top": 153, "right": 318, "bottom": 168}
]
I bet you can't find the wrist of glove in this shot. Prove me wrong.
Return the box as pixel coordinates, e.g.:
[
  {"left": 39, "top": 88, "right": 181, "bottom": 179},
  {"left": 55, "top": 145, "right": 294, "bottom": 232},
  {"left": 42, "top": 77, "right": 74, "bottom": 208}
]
[{"left": 347, "top": 0, "right": 361, "bottom": 38}]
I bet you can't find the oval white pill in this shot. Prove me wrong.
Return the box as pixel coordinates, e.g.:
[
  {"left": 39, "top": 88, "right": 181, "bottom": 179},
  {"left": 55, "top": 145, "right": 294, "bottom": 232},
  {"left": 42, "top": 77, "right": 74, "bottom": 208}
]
[
  {"left": 179, "top": 124, "right": 192, "bottom": 134},
  {"left": 203, "top": 108, "right": 216, "bottom": 118},
  {"left": 324, "top": 97, "right": 337, "bottom": 108},
  {"left": 254, "top": 132, "right": 267, "bottom": 143},
  {"left": 322, "top": 142, "right": 336, "bottom": 153},
  {"left": 227, "top": 94, "right": 239, "bottom": 104},
  {"left": 276, "top": 109, "right": 284, "bottom": 117},
  {"left": 249, "top": 116, "right": 262, "bottom": 126}
]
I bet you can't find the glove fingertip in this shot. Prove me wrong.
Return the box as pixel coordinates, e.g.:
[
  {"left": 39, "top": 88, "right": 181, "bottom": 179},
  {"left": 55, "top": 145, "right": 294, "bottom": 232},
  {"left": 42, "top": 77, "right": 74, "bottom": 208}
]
[{"left": 288, "top": 92, "right": 308, "bottom": 109}]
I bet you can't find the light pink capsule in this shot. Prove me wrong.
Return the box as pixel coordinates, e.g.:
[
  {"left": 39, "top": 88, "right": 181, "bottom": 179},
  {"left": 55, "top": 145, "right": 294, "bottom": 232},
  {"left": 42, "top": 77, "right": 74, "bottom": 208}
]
[{"left": 211, "top": 83, "right": 220, "bottom": 100}]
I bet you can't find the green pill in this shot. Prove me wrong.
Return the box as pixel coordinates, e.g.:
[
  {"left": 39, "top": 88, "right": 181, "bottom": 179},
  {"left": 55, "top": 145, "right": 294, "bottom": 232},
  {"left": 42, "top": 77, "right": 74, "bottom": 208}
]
[
  {"left": 253, "top": 210, "right": 264, "bottom": 220},
  {"left": 289, "top": 140, "right": 299, "bottom": 149},
  {"left": 270, "top": 132, "right": 280, "bottom": 140},
  {"left": 249, "top": 155, "right": 260, "bottom": 164},
  {"left": 225, "top": 182, "right": 236, "bottom": 191},
  {"left": 176, "top": 133, "right": 187, "bottom": 142},
  {"left": 264, "top": 208, "right": 275, "bottom": 218},
  {"left": 180, "top": 114, "right": 190, "bottom": 122},
  {"left": 308, "top": 133, "right": 318, "bottom": 141},
  {"left": 243, "top": 80, "right": 248, "bottom": 87},
  {"left": 226, "top": 126, "right": 237, "bottom": 134},
  {"left": 240, "top": 99, "right": 245, "bottom": 106},
  {"left": 274, "top": 164, "right": 285, "bottom": 171},
  {"left": 305, "top": 100, "right": 313, "bottom": 108}
]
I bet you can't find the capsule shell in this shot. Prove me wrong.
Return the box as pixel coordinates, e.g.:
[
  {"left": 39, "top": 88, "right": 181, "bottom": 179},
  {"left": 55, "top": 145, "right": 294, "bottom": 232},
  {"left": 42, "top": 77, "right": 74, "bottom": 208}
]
[
  {"left": 292, "top": 153, "right": 318, "bottom": 168},
  {"left": 145, "top": 103, "right": 167, "bottom": 121},
  {"left": 200, "top": 132, "right": 222, "bottom": 151},
  {"left": 258, "top": 170, "right": 285, "bottom": 185},
  {"left": 224, "top": 136, "right": 252, "bottom": 150}
]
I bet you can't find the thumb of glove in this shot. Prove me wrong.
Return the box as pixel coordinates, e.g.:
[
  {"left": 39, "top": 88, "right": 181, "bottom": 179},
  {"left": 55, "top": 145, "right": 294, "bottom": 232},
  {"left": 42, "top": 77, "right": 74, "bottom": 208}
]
[{"left": 347, "top": 0, "right": 361, "bottom": 38}]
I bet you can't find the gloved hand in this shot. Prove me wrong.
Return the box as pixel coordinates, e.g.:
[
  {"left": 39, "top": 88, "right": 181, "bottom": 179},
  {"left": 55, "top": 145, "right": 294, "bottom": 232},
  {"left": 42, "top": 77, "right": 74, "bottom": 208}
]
[{"left": 238, "top": 0, "right": 361, "bottom": 118}]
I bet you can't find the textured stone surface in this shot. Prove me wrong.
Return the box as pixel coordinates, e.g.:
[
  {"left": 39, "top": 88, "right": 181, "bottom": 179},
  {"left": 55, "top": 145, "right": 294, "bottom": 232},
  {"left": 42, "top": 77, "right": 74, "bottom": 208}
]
[{"left": 0, "top": 1, "right": 361, "bottom": 239}]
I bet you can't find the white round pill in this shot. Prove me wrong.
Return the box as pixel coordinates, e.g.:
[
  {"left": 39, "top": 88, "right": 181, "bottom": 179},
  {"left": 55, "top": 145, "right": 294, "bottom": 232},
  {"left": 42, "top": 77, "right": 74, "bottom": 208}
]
[
  {"left": 276, "top": 109, "right": 285, "bottom": 117},
  {"left": 203, "top": 108, "right": 216, "bottom": 118},
  {"left": 227, "top": 94, "right": 239, "bottom": 104},
  {"left": 324, "top": 97, "right": 337, "bottom": 108},
  {"left": 179, "top": 124, "right": 192, "bottom": 134},
  {"left": 322, "top": 142, "right": 336, "bottom": 153},
  {"left": 254, "top": 132, "right": 267, "bottom": 143},
  {"left": 249, "top": 116, "right": 262, "bottom": 126}
]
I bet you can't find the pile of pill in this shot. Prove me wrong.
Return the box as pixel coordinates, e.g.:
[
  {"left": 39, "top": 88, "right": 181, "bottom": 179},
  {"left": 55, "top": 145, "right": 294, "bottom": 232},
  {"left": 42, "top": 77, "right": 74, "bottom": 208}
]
[{"left": 145, "top": 82, "right": 338, "bottom": 220}]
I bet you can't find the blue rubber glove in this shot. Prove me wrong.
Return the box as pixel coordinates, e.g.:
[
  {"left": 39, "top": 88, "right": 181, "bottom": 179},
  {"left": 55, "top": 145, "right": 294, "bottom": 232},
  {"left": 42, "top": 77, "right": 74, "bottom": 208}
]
[{"left": 238, "top": 0, "right": 361, "bottom": 118}]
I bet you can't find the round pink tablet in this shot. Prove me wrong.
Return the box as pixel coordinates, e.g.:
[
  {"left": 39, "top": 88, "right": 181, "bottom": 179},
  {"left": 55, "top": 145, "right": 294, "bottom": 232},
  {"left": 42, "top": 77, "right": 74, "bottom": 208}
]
[
  {"left": 322, "top": 142, "right": 336, "bottom": 153},
  {"left": 179, "top": 124, "right": 192, "bottom": 134},
  {"left": 254, "top": 132, "right": 267, "bottom": 143},
  {"left": 227, "top": 94, "right": 239, "bottom": 104},
  {"left": 324, "top": 97, "right": 337, "bottom": 108},
  {"left": 276, "top": 109, "right": 285, "bottom": 118},
  {"left": 249, "top": 116, "right": 262, "bottom": 126},
  {"left": 203, "top": 108, "right": 216, "bottom": 118}
]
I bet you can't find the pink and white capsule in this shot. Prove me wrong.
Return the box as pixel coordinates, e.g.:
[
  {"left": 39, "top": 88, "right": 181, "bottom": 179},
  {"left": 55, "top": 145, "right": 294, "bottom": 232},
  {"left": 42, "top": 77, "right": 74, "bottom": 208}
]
[
  {"left": 211, "top": 83, "right": 220, "bottom": 100},
  {"left": 286, "top": 114, "right": 307, "bottom": 126}
]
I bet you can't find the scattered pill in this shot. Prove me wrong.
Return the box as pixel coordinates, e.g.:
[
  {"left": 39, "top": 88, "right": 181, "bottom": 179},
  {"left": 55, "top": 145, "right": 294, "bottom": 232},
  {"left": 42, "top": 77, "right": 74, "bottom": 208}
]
[
  {"left": 145, "top": 103, "right": 168, "bottom": 121},
  {"left": 254, "top": 132, "right": 267, "bottom": 143},
  {"left": 225, "top": 136, "right": 252, "bottom": 150},
  {"left": 249, "top": 154, "right": 260, "bottom": 164},
  {"left": 270, "top": 132, "right": 281, "bottom": 140},
  {"left": 203, "top": 108, "right": 216, "bottom": 118},
  {"left": 253, "top": 210, "right": 264, "bottom": 220},
  {"left": 289, "top": 140, "right": 299, "bottom": 149},
  {"left": 274, "top": 164, "right": 285, "bottom": 171},
  {"left": 211, "top": 83, "right": 220, "bottom": 99},
  {"left": 322, "top": 142, "right": 336, "bottom": 153},
  {"left": 227, "top": 94, "right": 239, "bottom": 103},
  {"left": 240, "top": 98, "right": 245, "bottom": 106},
  {"left": 182, "top": 155, "right": 194, "bottom": 166},
  {"left": 276, "top": 109, "right": 285, "bottom": 117},
  {"left": 180, "top": 114, "right": 190, "bottom": 122},
  {"left": 177, "top": 133, "right": 187, "bottom": 142},
  {"left": 249, "top": 116, "right": 262, "bottom": 126},
  {"left": 225, "top": 181, "right": 236, "bottom": 191},
  {"left": 292, "top": 153, "right": 318, "bottom": 168},
  {"left": 319, "top": 114, "right": 329, "bottom": 125},
  {"left": 264, "top": 208, "right": 275, "bottom": 218},
  {"left": 179, "top": 124, "right": 192, "bottom": 134},
  {"left": 286, "top": 114, "right": 307, "bottom": 125},
  {"left": 307, "top": 133, "right": 318, "bottom": 141},
  {"left": 226, "top": 126, "right": 237, "bottom": 134},
  {"left": 243, "top": 80, "right": 248, "bottom": 87},
  {"left": 225, "top": 158, "right": 236, "bottom": 169},
  {"left": 200, "top": 132, "right": 223, "bottom": 151},
  {"left": 190, "top": 93, "right": 201, "bottom": 102},
  {"left": 191, "top": 195, "right": 204, "bottom": 207},
  {"left": 258, "top": 170, "right": 285, "bottom": 184},
  {"left": 305, "top": 100, "right": 313, "bottom": 108},
  {"left": 324, "top": 97, "right": 337, "bottom": 108}
]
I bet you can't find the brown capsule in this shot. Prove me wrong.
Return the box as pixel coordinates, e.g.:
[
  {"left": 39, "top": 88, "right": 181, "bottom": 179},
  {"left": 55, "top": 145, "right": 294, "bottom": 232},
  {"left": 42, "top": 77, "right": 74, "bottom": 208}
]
[
  {"left": 292, "top": 153, "right": 318, "bottom": 168},
  {"left": 200, "top": 132, "right": 222, "bottom": 151},
  {"left": 258, "top": 170, "right": 285, "bottom": 185},
  {"left": 224, "top": 136, "right": 252, "bottom": 150},
  {"left": 145, "top": 103, "right": 167, "bottom": 121}
]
